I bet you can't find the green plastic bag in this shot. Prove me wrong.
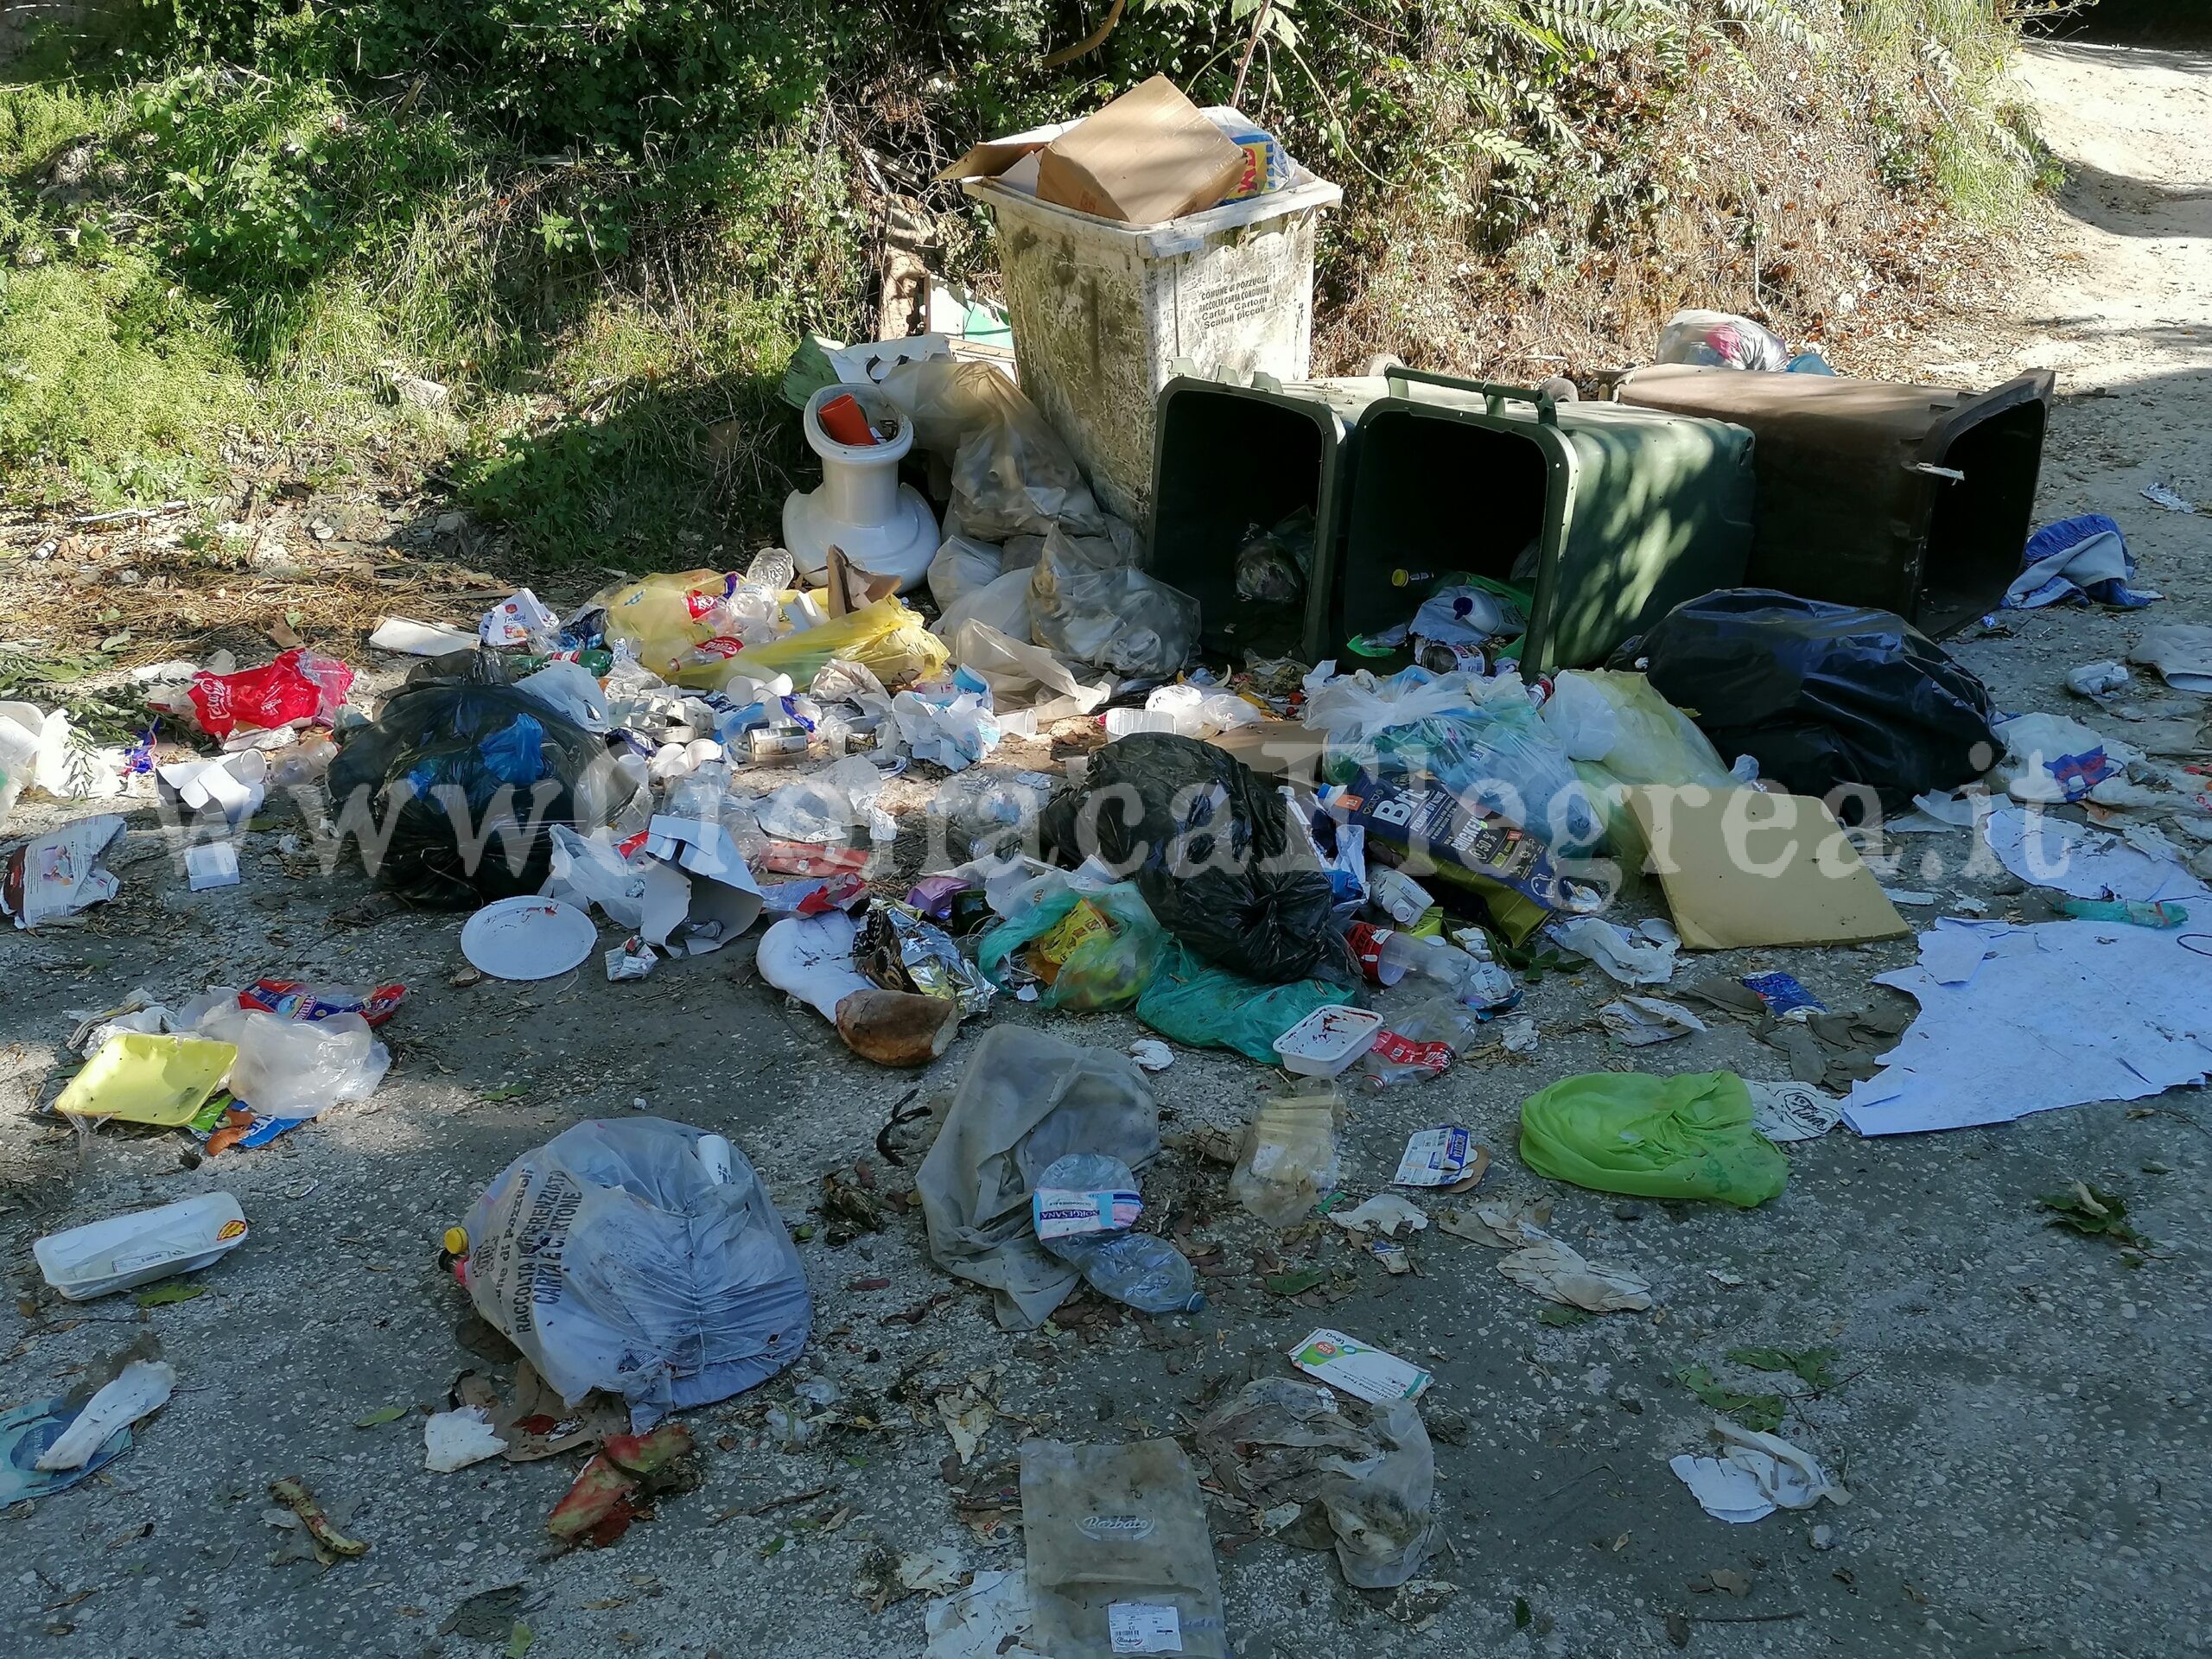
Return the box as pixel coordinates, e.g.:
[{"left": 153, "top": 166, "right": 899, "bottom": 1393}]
[
  {"left": 975, "top": 880, "right": 1168, "bottom": 1012},
  {"left": 1519, "top": 1071, "right": 1787, "bottom": 1208},
  {"left": 1135, "top": 941, "right": 1349, "bottom": 1063}
]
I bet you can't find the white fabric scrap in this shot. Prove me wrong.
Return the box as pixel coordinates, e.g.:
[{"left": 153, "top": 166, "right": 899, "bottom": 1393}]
[{"left": 1842, "top": 918, "right": 2212, "bottom": 1136}]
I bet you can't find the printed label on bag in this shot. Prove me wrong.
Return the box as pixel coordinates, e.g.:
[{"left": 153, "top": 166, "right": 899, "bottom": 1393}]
[
  {"left": 1108, "top": 1603, "right": 1183, "bottom": 1654},
  {"left": 1033, "top": 1187, "right": 1141, "bottom": 1240}
]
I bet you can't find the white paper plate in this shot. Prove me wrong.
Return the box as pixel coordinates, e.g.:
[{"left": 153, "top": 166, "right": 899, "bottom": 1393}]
[{"left": 461, "top": 896, "right": 597, "bottom": 981}]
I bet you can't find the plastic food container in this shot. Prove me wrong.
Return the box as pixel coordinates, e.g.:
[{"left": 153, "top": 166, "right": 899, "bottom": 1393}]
[
  {"left": 35, "top": 1192, "right": 249, "bottom": 1300},
  {"left": 1271, "top": 1004, "right": 1385, "bottom": 1077}
]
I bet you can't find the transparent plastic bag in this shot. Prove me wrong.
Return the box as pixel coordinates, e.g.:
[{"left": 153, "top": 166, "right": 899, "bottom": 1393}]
[
  {"left": 462, "top": 1118, "right": 810, "bottom": 1421},
  {"left": 1029, "top": 525, "right": 1199, "bottom": 679},
  {"left": 1198, "top": 1376, "right": 1436, "bottom": 1590},
  {"left": 700, "top": 597, "right": 949, "bottom": 690},
  {"left": 190, "top": 1003, "right": 389, "bottom": 1119},
  {"left": 1654, "top": 308, "right": 1790, "bottom": 372},
  {"left": 976, "top": 877, "right": 1169, "bottom": 1012},
  {"left": 542, "top": 824, "right": 649, "bottom": 929},
  {"left": 917, "top": 1028, "right": 1159, "bottom": 1329},
  {"left": 878, "top": 359, "right": 1108, "bottom": 541},
  {"left": 1318, "top": 670, "right": 1603, "bottom": 855},
  {"left": 1230, "top": 1085, "right": 1342, "bottom": 1226},
  {"left": 1541, "top": 670, "right": 1733, "bottom": 785},
  {"left": 1021, "top": 1437, "right": 1227, "bottom": 1659}
]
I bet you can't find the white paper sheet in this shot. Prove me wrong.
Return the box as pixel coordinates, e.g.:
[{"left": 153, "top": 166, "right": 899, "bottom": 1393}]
[
  {"left": 1982, "top": 806, "right": 2211, "bottom": 905},
  {"left": 1842, "top": 918, "right": 2212, "bottom": 1135}
]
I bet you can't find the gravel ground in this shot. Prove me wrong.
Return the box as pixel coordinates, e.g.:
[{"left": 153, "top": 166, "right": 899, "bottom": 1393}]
[{"left": 3, "top": 39, "right": 2210, "bottom": 1659}]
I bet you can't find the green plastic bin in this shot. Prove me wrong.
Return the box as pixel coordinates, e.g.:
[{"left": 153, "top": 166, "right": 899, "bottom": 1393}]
[
  {"left": 1147, "top": 373, "right": 1379, "bottom": 664},
  {"left": 1341, "top": 369, "right": 1758, "bottom": 674}
]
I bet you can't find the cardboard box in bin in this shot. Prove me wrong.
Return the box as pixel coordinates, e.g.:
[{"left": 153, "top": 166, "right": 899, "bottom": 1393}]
[{"left": 941, "top": 74, "right": 1246, "bottom": 225}]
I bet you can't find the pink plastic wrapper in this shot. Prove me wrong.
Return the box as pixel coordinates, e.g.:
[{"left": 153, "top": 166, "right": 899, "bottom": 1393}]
[{"left": 187, "top": 649, "right": 354, "bottom": 739}]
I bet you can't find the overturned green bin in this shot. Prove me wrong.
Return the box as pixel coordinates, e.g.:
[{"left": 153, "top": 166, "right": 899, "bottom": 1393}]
[
  {"left": 1338, "top": 370, "right": 1758, "bottom": 674},
  {"left": 1614, "top": 364, "right": 2055, "bottom": 637},
  {"left": 1147, "top": 373, "right": 1379, "bottom": 665}
]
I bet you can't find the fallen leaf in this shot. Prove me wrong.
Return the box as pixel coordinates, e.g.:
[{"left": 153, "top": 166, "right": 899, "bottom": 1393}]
[
  {"left": 1673, "top": 1367, "right": 1785, "bottom": 1434},
  {"left": 1709, "top": 1568, "right": 1751, "bottom": 1598},
  {"left": 2040, "top": 1182, "right": 2147, "bottom": 1248},
  {"left": 505, "top": 1622, "right": 534, "bottom": 1657},
  {"left": 135, "top": 1282, "right": 206, "bottom": 1308},
  {"left": 1726, "top": 1345, "right": 1840, "bottom": 1391},
  {"left": 1264, "top": 1268, "right": 1328, "bottom": 1297},
  {"left": 1537, "top": 1306, "right": 1590, "bottom": 1327},
  {"left": 353, "top": 1406, "right": 407, "bottom": 1429}
]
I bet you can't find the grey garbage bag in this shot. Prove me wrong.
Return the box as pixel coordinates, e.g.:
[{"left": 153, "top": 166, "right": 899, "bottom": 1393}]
[
  {"left": 916, "top": 1028, "right": 1158, "bottom": 1329},
  {"left": 1198, "top": 1376, "right": 1437, "bottom": 1589},
  {"left": 461, "top": 1117, "right": 810, "bottom": 1424},
  {"left": 879, "top": 359, "right": 1107, "bottom": 541},
  {"left": 1030, "top": 524, "right": 1200, "bottom": 679}
]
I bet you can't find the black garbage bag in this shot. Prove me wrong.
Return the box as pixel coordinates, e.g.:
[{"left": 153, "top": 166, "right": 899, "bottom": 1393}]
[
  {"left": 1611, "top": 590, "right": 1996, "bottom": 815},
  {"left": 327, "top": 653, "right": 639, "bottom": 907},
  {"left": 1041, "top": 733, "right": 1356, "bottom": 986}
]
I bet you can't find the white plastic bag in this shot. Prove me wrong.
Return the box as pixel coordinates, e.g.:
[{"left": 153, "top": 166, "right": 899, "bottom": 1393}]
[
  {"left": 461, "top": 1119, "right": 811, "bottom": 1421},
  {"left": 191, "top": 1003, "right": 389, "bottom": 1119},
  {"left": 929, "top": 536, "right": 1006, "bottom": 614},
  {"left": 543, "top": 825, "right": 650, "bottom": 929},
  {"left": 1655, "top": 308, "right": 1790, "bottom": 372},
  {"left": 515, "top": 658, "right": 613, "bottom": 733}
]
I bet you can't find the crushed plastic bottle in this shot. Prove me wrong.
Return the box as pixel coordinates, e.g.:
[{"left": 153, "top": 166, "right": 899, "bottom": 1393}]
[
  {"left": 1230, "top": 1085, "right": 1343, "bottom": 1227},
  {"left": 1357, "top": 997, "right": 1488, "bottom": 1089},
  {"left": 1033, "top": 1153, "right": 1204, "bottom": 1314},
  {"left": 1376, "top": 930, "right": 1519, "bottom": 1010}
]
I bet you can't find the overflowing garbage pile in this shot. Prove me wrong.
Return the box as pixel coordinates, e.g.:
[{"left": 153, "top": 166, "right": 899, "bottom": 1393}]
[{"left": 10, "top": 68, "right": 2212, "bottom": 1659}]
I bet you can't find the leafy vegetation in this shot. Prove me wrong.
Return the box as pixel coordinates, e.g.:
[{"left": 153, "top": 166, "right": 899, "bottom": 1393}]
[{"left": 0, "top": 0, "right": 2050, "bottom": 567}]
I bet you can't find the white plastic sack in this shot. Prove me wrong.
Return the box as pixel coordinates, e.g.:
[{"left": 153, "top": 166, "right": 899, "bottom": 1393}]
[
  {"left": 1655, "top": 308, "right": 1790, "bottom": 372},
  {"left": 543, "top": 824, "right": 649, "bottom": 930},
  {"left": 930, "top": 536, "right": 1006, "bottom": 614},
  {"left": 462, "top": 1119, "right": 810, "bottom": 1421},
  {"left": 1301, "top": 665, "right": 1491, "bottom": 742},
  {"left": 191, "top": 1002, "right": 389, "bottom": 1119},
  {"left": 515, "top": 658, "right": 613, "bottom": 733}
]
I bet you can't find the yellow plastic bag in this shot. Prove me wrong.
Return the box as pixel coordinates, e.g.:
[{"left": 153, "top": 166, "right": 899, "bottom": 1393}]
[
  {"left": 684, "top": 598, "right": 949, "bottom": 690},
  {"left": 55, "top": 1033, "right": 238, "bottom": 1126},
  {"left": 592, "top": 569, "right": 735, "bottom": 678}
]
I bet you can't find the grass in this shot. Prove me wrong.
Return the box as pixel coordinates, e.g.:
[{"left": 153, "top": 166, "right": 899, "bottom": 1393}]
[{"left": 0, "top": 0, "right": 2051, "bottom": 578}]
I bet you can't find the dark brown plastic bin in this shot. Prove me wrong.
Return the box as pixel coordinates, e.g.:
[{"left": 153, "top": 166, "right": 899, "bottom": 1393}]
[{"left": 1614, "top": 365, "right": 2056, "bottom": 637}]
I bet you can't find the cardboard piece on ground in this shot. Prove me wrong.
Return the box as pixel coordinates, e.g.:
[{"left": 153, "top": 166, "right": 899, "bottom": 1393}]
[
  {"left": 1035, "top": 75, "right": 1246, "bottom": 225},
  {"left": 1626, "top": 786, "right": 1908, "bottom": 950},
  {"left": 1204, "top": 720, "right": 1323, "bottom": 784}
]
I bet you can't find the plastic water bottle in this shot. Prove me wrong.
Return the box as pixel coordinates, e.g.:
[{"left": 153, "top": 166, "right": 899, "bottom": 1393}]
[
  {"left": 1033, "top": 1154, "right": 1204, "bottom": 1315},
  {"left": 1377, "top": 931, "right": 1519, "bottom": 1010}
]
